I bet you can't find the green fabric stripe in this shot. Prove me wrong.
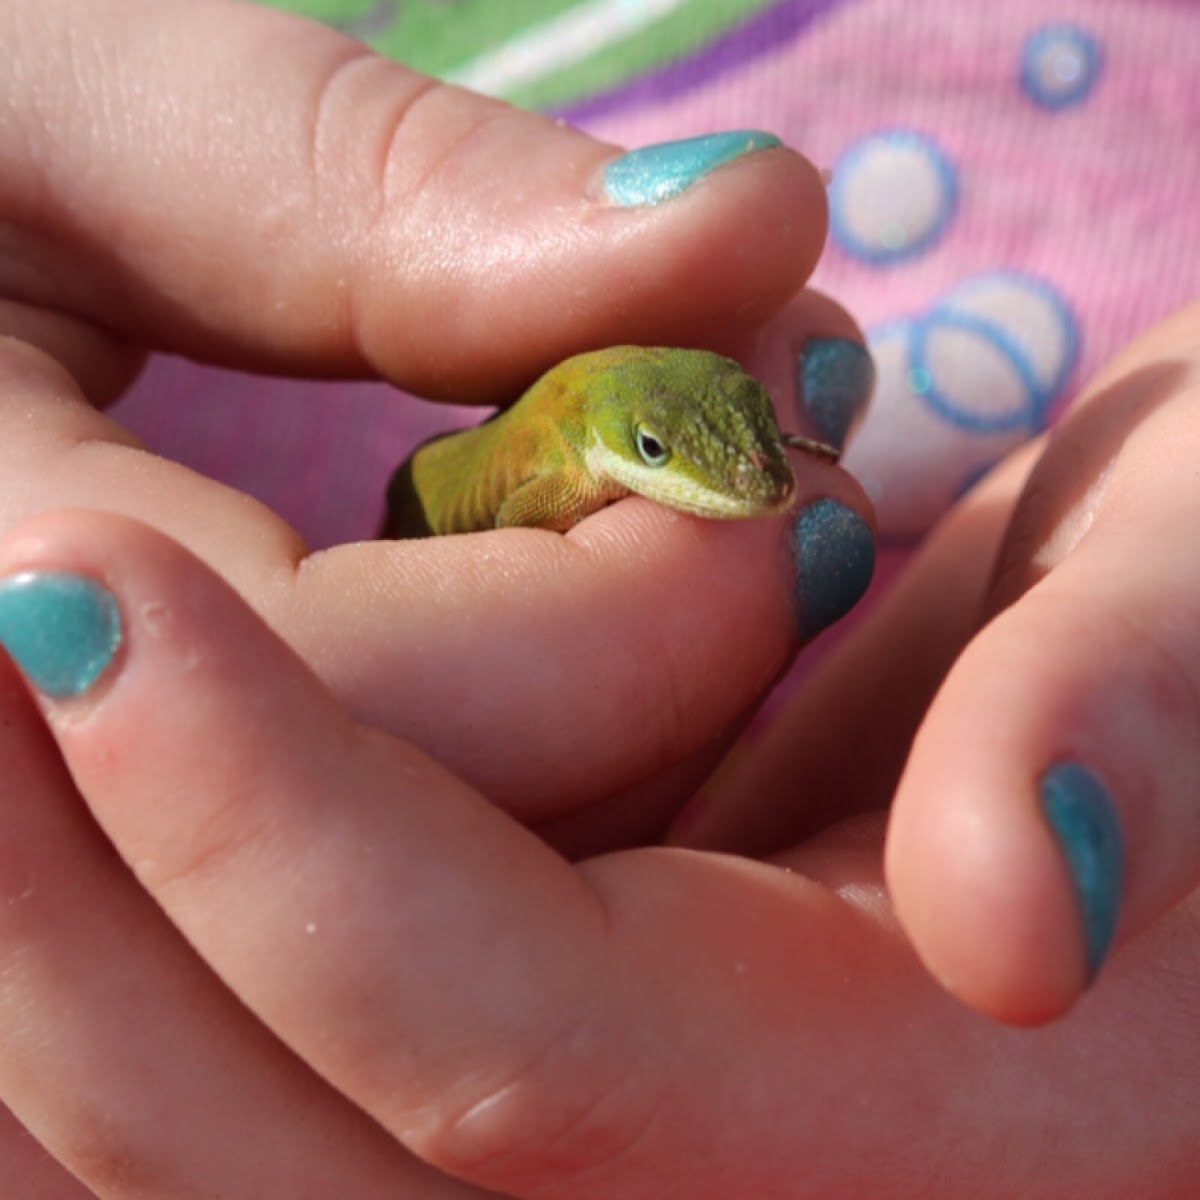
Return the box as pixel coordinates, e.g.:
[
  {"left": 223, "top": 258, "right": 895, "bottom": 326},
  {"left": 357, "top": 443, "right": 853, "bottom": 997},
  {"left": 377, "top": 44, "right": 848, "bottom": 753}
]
[{"left": 253, "top": 0, "right": 774, "bottom": 110}]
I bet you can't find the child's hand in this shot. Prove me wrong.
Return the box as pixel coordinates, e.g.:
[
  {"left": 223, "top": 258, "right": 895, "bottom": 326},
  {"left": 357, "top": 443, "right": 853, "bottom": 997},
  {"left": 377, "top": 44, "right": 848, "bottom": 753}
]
[
  {"left": 0, "top": 509, "right": 1195, "bottom": 1200},
  {"left": 1, "top": 0, "right": 868, "bottom": 846},
  {"left": 684, "top": 300, "right": 1200, "bottom": 1028}
]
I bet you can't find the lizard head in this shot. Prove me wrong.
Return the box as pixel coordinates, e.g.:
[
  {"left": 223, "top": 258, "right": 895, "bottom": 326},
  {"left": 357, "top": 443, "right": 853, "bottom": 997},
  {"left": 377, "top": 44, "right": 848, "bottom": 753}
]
[{"left": 579, "top": 347, "right": 799, "bottom": 519}]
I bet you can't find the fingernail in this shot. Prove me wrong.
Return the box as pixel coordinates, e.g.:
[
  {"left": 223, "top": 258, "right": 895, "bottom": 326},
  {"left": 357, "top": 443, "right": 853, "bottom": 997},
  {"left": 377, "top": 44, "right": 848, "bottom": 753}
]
[
  {"left": 603, "top": 130, "right": 782, "bottom": 207},
  {"left": 0, "top": 572, "right": 122, "bottom": 699},
  {"left": 1039, "top": 762, "right": 1124, "bottom": 984},
  {"left": 790, "top": 499, "right": 874, "bottom": 639},
  {"left": 797, "top": 338, "right": 876, "bottom": 451}
]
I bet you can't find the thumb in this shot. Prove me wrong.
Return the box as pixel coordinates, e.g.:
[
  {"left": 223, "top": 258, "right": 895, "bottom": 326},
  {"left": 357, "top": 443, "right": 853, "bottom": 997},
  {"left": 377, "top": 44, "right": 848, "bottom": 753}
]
[{"left": 5, "top": 0, "right": 827, "bottom": 400}]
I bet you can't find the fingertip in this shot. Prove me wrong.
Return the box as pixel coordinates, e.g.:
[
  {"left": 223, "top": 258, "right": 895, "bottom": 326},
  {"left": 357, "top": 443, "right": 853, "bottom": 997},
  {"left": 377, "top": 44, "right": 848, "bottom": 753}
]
[
  {"left": 788, "top": 495, "right": 876, "bottom": 641},
  {"left": 886, "top": 756, "right": 1094, "bottom": 1026},
  {"left": 884, "top": 620, "right": 1119, "bottom": 1026},
  {"left": 599, "top": 130, "right": 786, "bottom": 208},
  {"left": 1038, "top": 761, "right": 1125, "bottom": 987},
  {"left": 739, "top": 289, "right": 875, "bottom": 457},
  {"left": 0, "top": 509, "right": 320, "bottom": 732},
  {"left": 0, "top": 570, "right": 123, "bottom": 702}
]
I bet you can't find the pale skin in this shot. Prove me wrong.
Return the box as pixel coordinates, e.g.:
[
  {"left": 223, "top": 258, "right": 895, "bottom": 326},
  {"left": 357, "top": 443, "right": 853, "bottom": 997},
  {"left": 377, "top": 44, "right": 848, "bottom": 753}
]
[{"left": 0, "top": 1, "right": 1198, "bottom": 1198}]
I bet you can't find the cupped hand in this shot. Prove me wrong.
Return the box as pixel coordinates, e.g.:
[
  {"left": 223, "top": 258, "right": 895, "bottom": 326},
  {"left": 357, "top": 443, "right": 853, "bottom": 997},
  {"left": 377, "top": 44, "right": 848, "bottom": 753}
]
[
  {"left": 0, "top": 509, "right": 1196, "bottom": 1200},
  {"left": 1, "top": 0, "right": 872, "bottom": 842},
  {"left": 684, "top": 299, "right": 1200, "bottom": 1028}
]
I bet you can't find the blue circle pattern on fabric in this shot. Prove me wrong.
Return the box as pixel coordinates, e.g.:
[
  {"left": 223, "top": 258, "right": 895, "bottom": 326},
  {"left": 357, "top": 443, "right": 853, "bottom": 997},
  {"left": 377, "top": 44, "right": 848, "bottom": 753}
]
[
  {"left": 1019, "top": 24, "right": 1104, "bottom": 111},
  {"left": 846, "top": 274, "right": 1081, "bottom": 545},
  {"left": 908, "top": 273, "right": 1079, "bottom": 434},
  {"left": 828, "top": 129, "right": 959, "bottom": 265}
]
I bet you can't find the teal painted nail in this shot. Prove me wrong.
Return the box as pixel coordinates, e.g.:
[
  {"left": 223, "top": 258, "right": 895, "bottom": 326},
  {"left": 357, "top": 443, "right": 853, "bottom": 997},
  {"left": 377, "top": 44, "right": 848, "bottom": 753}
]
[
  {"left": 0, "top": 573, "right": 122, "bottom": 699},
  {"left": 1040, "top": 762, "right": 1125, "bottom": 983},
  {"left": 604, "top": 130, "right": 782, "bottom": 207},
  {"left": 790, "top": 499, "right": 874, "bottom": 639},
  {"left": 797, "top": 338, "right": 876, "bottom": 451}
]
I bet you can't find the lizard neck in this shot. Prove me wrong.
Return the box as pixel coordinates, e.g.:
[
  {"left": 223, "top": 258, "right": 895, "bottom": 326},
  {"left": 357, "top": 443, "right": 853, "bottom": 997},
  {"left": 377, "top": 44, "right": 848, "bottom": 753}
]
[{"left": 410, "top": 373, "right": 592, "bottom": 533}]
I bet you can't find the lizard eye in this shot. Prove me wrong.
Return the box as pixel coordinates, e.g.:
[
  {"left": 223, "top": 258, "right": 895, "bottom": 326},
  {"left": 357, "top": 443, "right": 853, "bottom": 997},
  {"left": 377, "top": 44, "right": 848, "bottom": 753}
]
[{"left": 635, "top": 425, "right": 671, "bottom": 468}]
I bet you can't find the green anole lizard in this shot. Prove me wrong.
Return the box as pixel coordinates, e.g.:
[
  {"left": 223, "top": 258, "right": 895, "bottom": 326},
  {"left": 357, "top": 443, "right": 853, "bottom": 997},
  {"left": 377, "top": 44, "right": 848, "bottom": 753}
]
[{"left": 381, "top": 346, "right": 839, "bottom": 538}]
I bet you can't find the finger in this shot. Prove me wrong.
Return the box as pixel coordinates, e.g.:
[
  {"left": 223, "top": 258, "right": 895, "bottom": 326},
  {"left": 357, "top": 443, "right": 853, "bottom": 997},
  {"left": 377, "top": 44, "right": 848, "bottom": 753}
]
[
  {"left": 0, "top": 520, "right": 1195, "bottom": 1199},
  {"left": 307, "top": 466, "right": 873, "bottom": 823},
  {"left": 5, "top": 0, "right": 826, "bottom": 401},
  {"left": 0, "top": 659, "right": 490, "bottom": 1199},
  {"left": 533, "top": 720, "right": 746, "bottom": 858},
  {"left": 655, "top": 295, "right": 892, "bottom": 852},
  {"left": 0, "top": 1100, "right": 96, "bottom": 1200},
  {"left": 0, "top": 510, "right": 636, "bottom": 1195},
  {"left": 0, "top": 300, "right": 142, "bottom": 410},
  {"left": 889, "top": 304, "right": 1200, "bottom": 1023},
  {"left": 0, "top": 339, "right": 874, "bottom": 822},
  {"left": 733, "top": 287, "right": 876, "bottom": 457},
  {"left": 672, "top": 448, "right": 1024, "bottom": 853},
  {"left": 519, "top": 283, "right": 880, "bottom": 851}
]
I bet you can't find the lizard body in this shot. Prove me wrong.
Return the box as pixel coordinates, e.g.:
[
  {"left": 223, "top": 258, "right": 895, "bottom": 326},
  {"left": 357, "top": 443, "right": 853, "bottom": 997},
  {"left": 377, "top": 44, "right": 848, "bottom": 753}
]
[{"left": 381, "top": 346, "right": 837, "bottom": 538}]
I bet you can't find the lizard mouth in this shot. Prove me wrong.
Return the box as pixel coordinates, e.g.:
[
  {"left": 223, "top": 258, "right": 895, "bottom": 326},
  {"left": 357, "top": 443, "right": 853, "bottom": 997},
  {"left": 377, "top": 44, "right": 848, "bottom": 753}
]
[{"left": 663, "top": 467, "right": 797, "bottom": 520}]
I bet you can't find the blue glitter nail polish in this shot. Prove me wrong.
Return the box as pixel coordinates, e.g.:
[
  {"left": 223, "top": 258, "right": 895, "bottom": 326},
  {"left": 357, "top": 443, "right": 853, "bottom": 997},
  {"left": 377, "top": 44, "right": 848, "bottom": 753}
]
[
  {"left": 0, "top": 573, "right": 122, "bottom": 699},
  {"left": 790, "top": 499, "right": 875, "bottom": 639},
  {"left": 797, "top": 338, "right": 876, "bottom": 451},
  {"left": 1040, "top": 762, "right": 1125, "bottom": 983},
  {"left": 603, "top": 131, "right": 781, "bottom": 207}
]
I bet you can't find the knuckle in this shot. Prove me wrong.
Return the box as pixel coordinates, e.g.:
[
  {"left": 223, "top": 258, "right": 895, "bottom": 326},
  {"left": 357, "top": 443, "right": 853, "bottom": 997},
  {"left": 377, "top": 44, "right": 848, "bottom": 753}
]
[
  {"left": 649, "top": 634, "right": 697, "bottom": 765},
  {"left": 301, "top": 48, "right": 530, "bottom": 368},
  {"left": 306, "top": 48, "right": 516, "bottom": 243},
  {"left": 128, "top": 762, "right": 284, "bottom": 900},
  {"left": 416, "top": 1019, "right": 663, "bottom": 1196},
  {"left": 51, "top": 1095, "right": 172, "bottom": 1198}
]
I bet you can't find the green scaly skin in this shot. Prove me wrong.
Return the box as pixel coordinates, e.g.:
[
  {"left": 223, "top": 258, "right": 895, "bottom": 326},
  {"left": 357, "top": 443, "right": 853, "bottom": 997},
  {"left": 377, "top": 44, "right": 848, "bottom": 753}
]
[{"left": 381, "top": 346, "right": 838, "bottom": 538}]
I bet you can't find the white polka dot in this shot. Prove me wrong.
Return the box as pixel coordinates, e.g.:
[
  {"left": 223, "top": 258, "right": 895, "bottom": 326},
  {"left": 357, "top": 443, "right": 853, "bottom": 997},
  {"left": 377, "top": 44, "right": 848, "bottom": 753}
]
[{"left": 829, "top": 131, "right": 958, "bottom": 264}]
